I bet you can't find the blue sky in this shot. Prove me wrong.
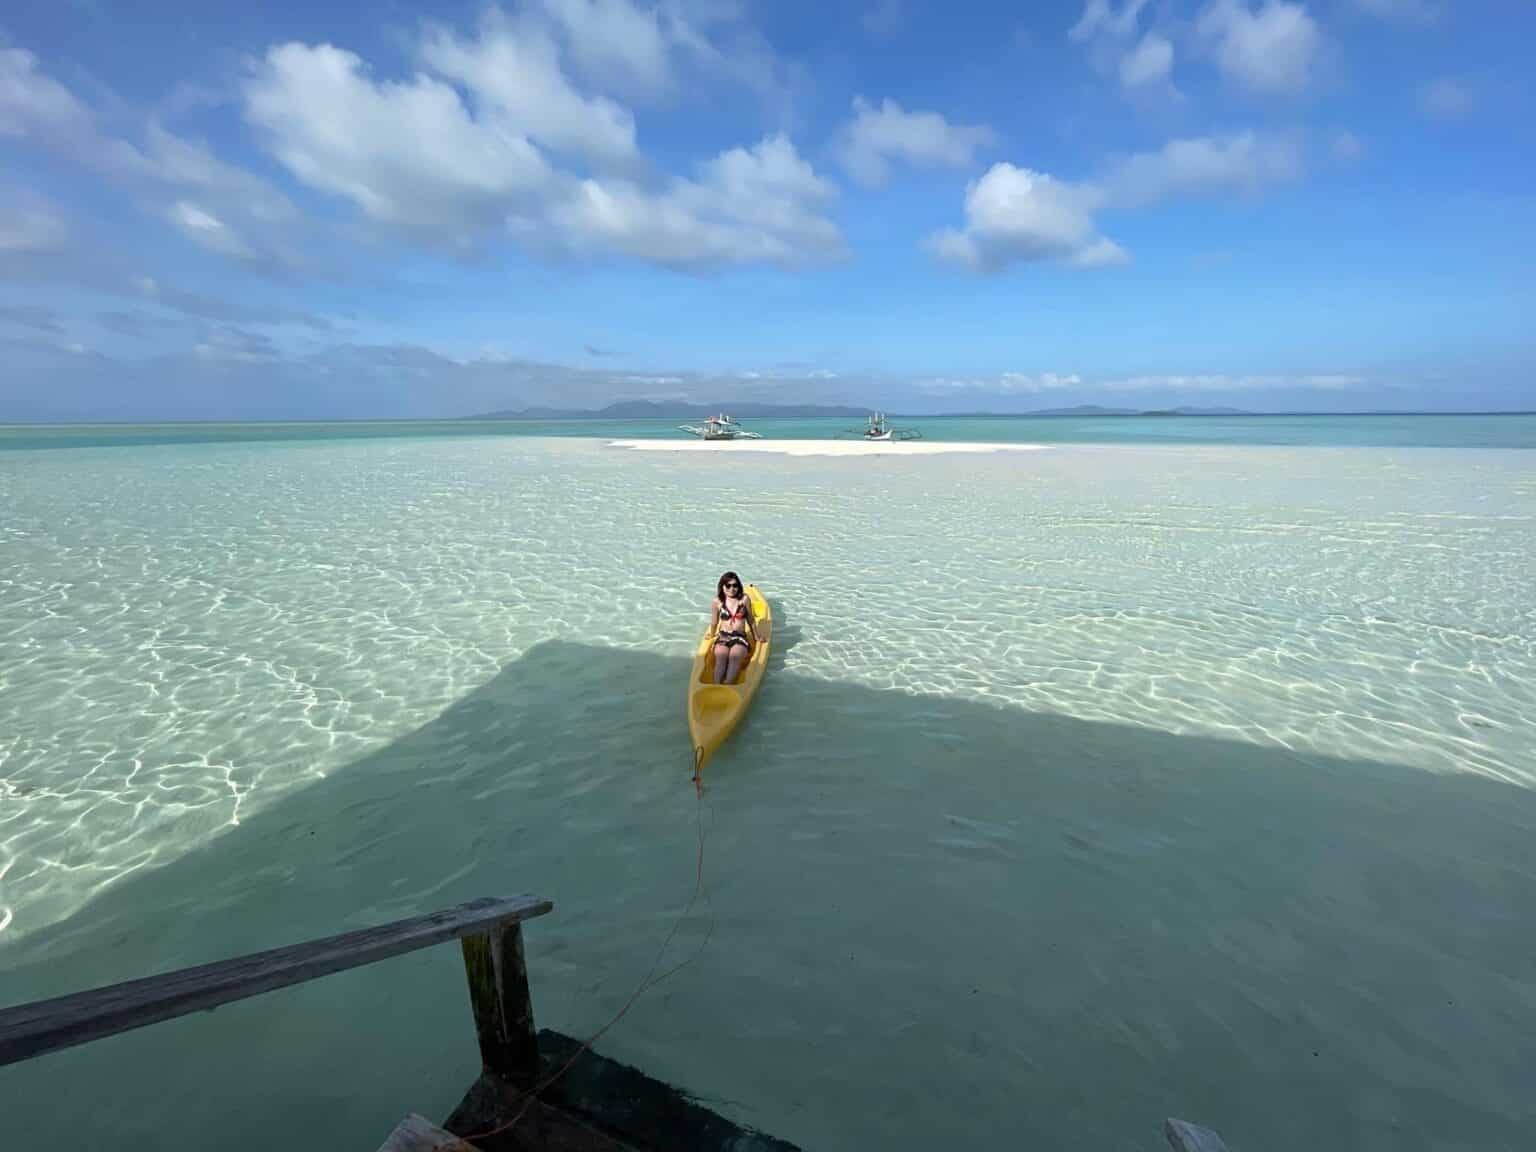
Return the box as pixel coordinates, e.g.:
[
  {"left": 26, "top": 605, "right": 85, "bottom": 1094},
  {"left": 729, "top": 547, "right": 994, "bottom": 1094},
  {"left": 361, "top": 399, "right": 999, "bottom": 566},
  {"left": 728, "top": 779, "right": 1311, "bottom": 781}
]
[{"left": 1, "top": 0, "right": 1533, "bottom": 418}]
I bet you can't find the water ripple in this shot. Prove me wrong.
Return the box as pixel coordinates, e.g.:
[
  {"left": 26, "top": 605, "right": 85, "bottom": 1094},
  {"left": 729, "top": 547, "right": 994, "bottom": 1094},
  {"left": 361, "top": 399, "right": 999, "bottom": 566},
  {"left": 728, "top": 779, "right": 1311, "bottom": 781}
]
[{"left": 0, "top": 441, "right": 1532, "bottom": 940}]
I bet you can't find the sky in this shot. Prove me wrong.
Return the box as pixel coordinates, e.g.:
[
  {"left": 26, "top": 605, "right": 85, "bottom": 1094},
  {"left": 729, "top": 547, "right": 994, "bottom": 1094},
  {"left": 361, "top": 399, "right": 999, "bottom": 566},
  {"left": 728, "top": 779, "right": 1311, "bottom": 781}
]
[{"left": 1, "top": 0, "right": 1533, "bottom": 419}]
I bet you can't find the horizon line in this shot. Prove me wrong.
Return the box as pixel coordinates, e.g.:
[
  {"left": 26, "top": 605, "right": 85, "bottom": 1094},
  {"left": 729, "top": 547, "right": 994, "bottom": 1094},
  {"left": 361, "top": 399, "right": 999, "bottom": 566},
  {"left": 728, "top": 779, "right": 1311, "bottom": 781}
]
[{"left": 5, "top": 409, "right": 1536, "bottom": 428}]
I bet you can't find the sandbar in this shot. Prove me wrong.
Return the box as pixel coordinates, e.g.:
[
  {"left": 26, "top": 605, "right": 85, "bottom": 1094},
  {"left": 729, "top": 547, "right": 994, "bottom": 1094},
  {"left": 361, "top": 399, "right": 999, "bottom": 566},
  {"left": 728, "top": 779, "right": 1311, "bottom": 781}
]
[{"left": 605, "top": 439, "right": 1048, "bottom": 457}]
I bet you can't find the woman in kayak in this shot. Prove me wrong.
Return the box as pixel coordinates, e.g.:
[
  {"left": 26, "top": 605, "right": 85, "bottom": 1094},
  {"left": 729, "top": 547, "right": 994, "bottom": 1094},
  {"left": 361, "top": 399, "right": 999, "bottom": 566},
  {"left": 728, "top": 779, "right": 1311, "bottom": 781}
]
[{"left": 712, "top": 570, "right": 756, "bottom": 684}]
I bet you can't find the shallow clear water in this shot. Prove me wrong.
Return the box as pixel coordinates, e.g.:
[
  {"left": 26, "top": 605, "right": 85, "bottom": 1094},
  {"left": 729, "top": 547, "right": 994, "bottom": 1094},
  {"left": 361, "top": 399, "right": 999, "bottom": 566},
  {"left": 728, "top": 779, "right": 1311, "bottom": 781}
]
[
  {"left": 3, "top": 411, "right": 1536, "bottom": 451},
  {"left": 1, "top": 437, "right": 1533, "bottom": 1150}
]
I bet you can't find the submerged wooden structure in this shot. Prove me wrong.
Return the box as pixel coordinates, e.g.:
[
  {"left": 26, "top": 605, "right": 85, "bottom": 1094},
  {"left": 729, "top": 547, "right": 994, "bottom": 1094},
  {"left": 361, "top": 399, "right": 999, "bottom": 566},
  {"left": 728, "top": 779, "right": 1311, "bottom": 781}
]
[{"left": 0, "top": 893, "right": 1232, "bottom": 1150}]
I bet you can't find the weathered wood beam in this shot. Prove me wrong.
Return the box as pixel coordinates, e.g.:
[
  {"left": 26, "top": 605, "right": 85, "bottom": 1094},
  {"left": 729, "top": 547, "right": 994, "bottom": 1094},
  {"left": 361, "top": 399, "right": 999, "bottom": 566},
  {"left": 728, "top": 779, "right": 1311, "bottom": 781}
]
[
  {"left": 0, "top": 894, "right": 552, "bottom": 1067},
  {"left": 462, "top": 920, "right": 538, "bottom": 1086}
]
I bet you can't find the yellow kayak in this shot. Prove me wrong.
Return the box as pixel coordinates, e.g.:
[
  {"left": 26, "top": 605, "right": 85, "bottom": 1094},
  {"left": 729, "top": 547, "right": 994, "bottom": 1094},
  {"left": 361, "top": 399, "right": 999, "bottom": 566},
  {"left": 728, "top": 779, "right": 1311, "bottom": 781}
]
[{"left": 688, "top": 583, "right": 772, "bottom": 779}]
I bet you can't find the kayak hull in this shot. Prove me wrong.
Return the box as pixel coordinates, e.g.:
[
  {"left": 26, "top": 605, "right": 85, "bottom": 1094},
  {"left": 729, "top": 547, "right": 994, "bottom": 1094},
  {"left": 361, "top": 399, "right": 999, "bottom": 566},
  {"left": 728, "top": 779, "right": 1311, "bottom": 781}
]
[{"left": 688, "top": 584, "right": 772, "bottom": 776}]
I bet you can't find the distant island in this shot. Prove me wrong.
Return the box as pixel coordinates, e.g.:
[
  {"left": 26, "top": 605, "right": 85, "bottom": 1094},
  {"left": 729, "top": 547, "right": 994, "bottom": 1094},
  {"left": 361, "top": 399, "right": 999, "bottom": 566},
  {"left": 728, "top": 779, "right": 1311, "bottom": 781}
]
[{"left": 467, "top": 401, "right": 1257, "bottom": 420}]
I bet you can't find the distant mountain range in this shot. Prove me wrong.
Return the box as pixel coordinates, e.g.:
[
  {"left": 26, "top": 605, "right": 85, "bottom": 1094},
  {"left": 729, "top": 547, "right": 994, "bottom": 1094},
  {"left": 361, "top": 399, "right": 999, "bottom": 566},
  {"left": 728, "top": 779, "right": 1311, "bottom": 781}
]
[{"left": 467, "top": 400, "right": 1256, "bottom": 419}]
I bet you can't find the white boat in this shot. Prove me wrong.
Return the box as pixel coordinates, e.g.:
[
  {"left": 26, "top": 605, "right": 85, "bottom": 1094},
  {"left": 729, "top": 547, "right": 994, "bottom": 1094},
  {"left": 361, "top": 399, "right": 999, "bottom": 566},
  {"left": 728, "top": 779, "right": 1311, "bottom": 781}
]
[
  {"left": 676, "top": 413, "right": 763, "bottom": 440},
  {"left": 843, "top": 411, "right": 922, "bottom": 442}
]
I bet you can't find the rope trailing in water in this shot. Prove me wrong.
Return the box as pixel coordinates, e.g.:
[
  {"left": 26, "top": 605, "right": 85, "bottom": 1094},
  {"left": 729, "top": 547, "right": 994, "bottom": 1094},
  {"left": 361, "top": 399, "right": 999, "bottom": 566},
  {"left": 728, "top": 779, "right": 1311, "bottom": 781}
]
[{"left": 457, "top": 752, "right": 716, "bottom": 1147}]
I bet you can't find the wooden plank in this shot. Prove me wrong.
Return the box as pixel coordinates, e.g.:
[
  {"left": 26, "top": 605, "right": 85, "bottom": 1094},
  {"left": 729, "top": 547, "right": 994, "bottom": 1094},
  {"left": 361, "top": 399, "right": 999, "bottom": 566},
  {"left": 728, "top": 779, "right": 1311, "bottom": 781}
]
[
  {"left": 0, "top": 894, "right": 552, "bottom": 1068},
  {"left": 1165, "top": 1117, "right": 1231, "bottom": 1152},
  {"left": 378, "top": 1113, "right": 476, "bottom": 1152},
  {"left": 462, "top": 921, "right": 538, "bottom": 1086}
]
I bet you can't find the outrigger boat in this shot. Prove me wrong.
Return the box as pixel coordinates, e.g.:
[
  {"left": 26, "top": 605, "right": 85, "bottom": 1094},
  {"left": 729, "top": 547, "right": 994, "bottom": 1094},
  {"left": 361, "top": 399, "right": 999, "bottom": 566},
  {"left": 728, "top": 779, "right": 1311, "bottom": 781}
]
[
  {"left": 839, "top": 411, "right": 923, "bottom": 442},
  {"left": 676, "top": 413, "right": 763, "bottom": 440}
]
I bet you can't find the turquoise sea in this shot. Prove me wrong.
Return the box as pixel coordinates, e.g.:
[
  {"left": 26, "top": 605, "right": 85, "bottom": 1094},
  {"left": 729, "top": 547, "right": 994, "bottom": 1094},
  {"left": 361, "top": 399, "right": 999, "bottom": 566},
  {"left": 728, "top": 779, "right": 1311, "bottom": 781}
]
[
  {"left": 3, "top": 410, "right": 1535, "bottom": 451},
  {"left": 1, "top": 417, "right": 1534, "bottom": 1150}
]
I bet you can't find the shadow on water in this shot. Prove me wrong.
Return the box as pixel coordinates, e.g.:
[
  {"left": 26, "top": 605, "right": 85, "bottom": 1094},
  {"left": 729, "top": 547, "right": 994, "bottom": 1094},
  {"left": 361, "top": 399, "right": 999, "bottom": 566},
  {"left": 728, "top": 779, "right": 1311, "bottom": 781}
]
[
  {"left": 764, "top": 596, "right": 802, "bottom": 669},
  {"left": 2, "top": 641, "right": 1533, "bottom": 1152}
]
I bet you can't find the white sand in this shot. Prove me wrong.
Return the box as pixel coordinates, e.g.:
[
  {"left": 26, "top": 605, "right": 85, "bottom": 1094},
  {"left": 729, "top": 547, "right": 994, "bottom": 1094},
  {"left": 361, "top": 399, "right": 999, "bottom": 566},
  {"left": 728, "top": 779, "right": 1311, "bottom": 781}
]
[{"left": 606, "top": 438, "right": 1048, "bottom": 457}]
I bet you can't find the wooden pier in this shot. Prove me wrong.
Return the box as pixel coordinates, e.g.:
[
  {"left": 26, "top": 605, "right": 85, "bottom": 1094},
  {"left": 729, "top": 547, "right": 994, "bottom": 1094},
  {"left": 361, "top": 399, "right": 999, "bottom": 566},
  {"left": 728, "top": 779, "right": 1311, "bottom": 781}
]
[{"left": 0, "top": 894, "right": 1232, "bottom": 1150}]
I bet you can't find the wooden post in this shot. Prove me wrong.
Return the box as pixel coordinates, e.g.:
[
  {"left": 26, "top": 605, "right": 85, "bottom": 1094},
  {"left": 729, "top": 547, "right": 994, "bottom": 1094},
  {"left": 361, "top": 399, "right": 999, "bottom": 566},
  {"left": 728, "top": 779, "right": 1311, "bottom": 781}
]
[{"left": 461, "top": 922, "right": 538, "bottom": 1087}]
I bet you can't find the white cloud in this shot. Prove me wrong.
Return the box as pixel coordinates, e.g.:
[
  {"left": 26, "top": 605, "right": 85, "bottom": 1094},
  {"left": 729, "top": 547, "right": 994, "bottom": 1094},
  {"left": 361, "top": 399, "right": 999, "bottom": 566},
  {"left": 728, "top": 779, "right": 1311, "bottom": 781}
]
[
  {"left": 927, "top": 163, "right": 1124, "bottom": 272},
  {"left": 1419, "top": 78, "right": 1471, "bottom": 120},
  {"left": 1, "top": 48, "right": 151, "bottom": 170},
  {"left": 167, "top": 200, "right": 256, "bottom": 261},
  {"left": 0, "top": 201, "right": 67, "bottom": 252},
  {"left": 537, "top": 0, "right": 670, "bottom": 92},
  {"left": 243, "top": 17, "right": 838, "bottom": 270},
  {"left": 244, "top": 42, "right": 552, "bottom": 241},
  {"left": 1102, "top": 373, "right": 1364, "bottom": 391},
  {"left": 1069, "top": 0, "right": 1152, "bottom": 45},
  {"left": 8, "top": 11, "right": 820, "bottom": 275},
  {"left": 420, "top": 9, "right": 639, "bottom": 165},
  {"left": 130, "top": 276, "right": 332, "bottom": 328},
  {"left": 1106, "top": 131, "right": 1303, "bottom": 205},
  {"left": 913, "top": 371, "right": 1365, "bottom": 398},
  {"left": 661, "top": 0, "right": 804, "bottom": 120},
  {"left": 3, "top": 48, "right": 305, "bottom": 269},
  {"left": 933, "top": 130, "right": 1301, "bottom": 273},
  {"left": 193, "top": 325, "right": 280, "bottom": 362},
  {"left": 525, "top": 0, "right": 805, "bottom": 120},
  {"left": 1196, "top": 0, "right": 1319, "bottom": 93},
  {"left": 1070, "top": 1, "right": 1179, "bottom": 95},
  {"left": 0, "top": 48, "right": 91, "bottom": 137},
  {"left": 142, "top": 123, "right": 297, "bottom": 224},
  {"left": 246, "top": 0, "right": 796, "bottom": 251},
  {"left": 541, "top": 134, "right": 842, "bottom": 270},
  {"left": 917, "top": 372, "right": 1084, "bottom": 395},
  {"left": 1119, "top": 33, "right": 1174, "bottom": 89},
  {"left": 835, "top": 97, "right": 995, "bottom": 187},
  {"left": 1071, "top": 237, "right": 1134, "bottom": 267}
]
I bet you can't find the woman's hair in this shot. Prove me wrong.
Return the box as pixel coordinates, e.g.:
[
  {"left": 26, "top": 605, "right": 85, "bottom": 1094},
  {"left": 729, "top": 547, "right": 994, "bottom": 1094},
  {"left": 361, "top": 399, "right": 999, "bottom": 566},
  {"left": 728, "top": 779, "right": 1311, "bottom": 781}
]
[{"left": 717, "top": 571, "right": 743, "bottom": 603}]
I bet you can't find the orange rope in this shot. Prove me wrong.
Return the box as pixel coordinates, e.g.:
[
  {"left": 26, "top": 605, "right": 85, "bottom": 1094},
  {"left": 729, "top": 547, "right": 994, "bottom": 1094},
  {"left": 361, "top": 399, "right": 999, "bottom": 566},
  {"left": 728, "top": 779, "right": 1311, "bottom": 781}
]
[{"left": 456, "top": 759, "right": 715, "bottom": 1147}]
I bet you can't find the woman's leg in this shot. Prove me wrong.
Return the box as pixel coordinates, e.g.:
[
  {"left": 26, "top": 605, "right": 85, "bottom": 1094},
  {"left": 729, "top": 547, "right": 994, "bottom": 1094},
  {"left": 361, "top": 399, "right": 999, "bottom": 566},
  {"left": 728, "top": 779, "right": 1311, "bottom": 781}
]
[
  {"left": 725, "top": 643, "right": 749, "bottom": 684},
  {"left": 713, "top": 642, "right": 731, "bottom": 683}
]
